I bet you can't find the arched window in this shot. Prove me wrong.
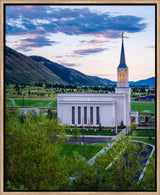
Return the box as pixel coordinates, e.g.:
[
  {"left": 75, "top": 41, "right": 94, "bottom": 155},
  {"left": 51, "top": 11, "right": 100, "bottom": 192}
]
[{"left": 120, "top": 72, "right": 124, "bottom": 82}]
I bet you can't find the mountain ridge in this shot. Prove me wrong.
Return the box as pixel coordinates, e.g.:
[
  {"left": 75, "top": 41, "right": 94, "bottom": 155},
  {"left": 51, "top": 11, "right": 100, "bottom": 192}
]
[
  {"left": 5, "top": 46, "right": 66, "bottom": 85},
  {"left": 29, "top": 55, "right": 100, "bottom": 86},
  {"left": 129, "top": 77, "right": 155, "bottom": 86},
  {"left": 5, "top": 46, "right": 155, "bottom": 86}
]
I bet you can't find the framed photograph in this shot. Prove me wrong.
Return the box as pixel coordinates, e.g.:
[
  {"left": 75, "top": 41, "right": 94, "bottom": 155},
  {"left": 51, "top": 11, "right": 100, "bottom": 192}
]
[{"left": 0, "top": 1, "right": 159, "bottom": 194}]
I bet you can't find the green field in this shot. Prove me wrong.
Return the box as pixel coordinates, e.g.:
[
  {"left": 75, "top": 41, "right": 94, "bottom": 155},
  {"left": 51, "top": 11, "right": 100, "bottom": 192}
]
[
  {"left": 133, "top": 130, "right": 155, "bottom": 137},
  {"left": 6, "top": 99, "right": 155, "bottom": 113},
  {"left": 6, "top": 99, "right": 57, "bottom": 109},
  {"left": 131, "top": 102, "right": 155, "bottom": 113},
  {"left": 5, "top": 85, "right": 57, "bottom": 100}
]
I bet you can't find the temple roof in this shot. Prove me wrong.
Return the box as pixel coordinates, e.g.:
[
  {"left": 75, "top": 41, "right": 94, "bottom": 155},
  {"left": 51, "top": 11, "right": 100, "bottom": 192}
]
[{"left": 118, "top": 41, "right": 128, "bottom": 68}]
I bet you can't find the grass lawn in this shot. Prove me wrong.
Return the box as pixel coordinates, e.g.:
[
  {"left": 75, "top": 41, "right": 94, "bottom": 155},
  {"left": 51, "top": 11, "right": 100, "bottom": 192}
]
[
  {"left": 131, "top": 102, "right": 155, "bottom": 113},
  {"left": 60, "top": 140, "right": 123, "bottom": 169},
  {"left": 6, "top": 99, "right": 57, "bottom": 109},
  {"left": 133, "top": 130, "right": 155, "bottom": 137},
  {"left": 60, "top": 143, "right": 107, "bottom": 161}
]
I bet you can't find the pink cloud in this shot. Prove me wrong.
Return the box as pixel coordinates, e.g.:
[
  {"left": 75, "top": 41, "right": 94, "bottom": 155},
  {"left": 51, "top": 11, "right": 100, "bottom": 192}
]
[
  {"left": 83, "top": 36, "right": 108, "bottom": 45},
  {"left": 94, "top": 30, "right": 120, "bottom": 39},
  {"left": 13, "top": 34, "right": 57, "bottom": 51},
  {"left": 15, "top": 41, "right": 34, "bottom": 48},
  {"left": 145, "top": 45, "right": 155, "bottom": 49},
  {"left": 74, "top": 47, "right": 107, "bottom": 55}
]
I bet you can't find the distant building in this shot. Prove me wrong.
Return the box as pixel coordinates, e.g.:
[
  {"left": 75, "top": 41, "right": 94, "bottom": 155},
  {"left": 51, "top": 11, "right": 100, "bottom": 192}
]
[
  {"left": 57, "top": 33, "right": 138, "bottom": 127},
  {"left": 149, "top": 85, "right": 155, "bottom": 89},
  {"left": 20, "top": 108, "right": 40, "bottom": 116}
]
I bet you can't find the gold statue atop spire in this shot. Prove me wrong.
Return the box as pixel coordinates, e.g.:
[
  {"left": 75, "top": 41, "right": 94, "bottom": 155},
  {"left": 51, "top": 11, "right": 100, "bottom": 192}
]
[{"left": 122, "top": 31, "right": 124, "bottom": 42}]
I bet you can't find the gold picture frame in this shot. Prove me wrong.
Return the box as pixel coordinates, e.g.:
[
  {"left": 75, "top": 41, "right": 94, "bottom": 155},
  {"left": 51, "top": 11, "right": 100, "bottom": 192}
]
[{"left": 0, "top": 1, "right": 159, "bottom": 195}]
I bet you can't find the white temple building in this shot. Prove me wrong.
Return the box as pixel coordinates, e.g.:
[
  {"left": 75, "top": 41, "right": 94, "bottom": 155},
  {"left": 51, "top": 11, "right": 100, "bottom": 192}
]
[{"left": 57, "top": 34, "right": 138, "bottom": 128}]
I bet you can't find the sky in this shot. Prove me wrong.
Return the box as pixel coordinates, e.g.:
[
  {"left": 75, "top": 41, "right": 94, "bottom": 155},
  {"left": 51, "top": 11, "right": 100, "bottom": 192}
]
[{"left": 5, "top": 5, "right": 155, "bottom": 81}]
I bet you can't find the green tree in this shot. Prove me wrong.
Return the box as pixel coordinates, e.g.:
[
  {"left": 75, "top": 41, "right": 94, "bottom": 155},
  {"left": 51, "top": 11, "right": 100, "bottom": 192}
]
[
  {"left": 5, "top": 107, "right": 69, "bottom": 190},
  {"left": 140, "top": 87, "right": 145, "bottom": 93},
  {"left": 28, "top": 89, "right": 31, "bottom": 95},
  {"left": 71, "top": 125, "right": 81, "bottom": 141}
]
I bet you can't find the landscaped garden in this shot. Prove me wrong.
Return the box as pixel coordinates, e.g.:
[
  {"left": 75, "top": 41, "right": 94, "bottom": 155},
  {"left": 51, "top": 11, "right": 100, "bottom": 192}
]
[
  {"left": 5, "top": 108, "right": 156, "bottom": 191},
  {"left": 66, "top": 127, "right": 118, "bottom": 136}
]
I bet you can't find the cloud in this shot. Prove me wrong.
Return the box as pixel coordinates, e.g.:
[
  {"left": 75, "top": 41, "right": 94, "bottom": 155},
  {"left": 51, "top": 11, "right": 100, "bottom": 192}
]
[
  {"left": 80, "top": 35, "right": 109, "bottom": 47},
  {"left": 6, "top": 6, "right": 147, "bottom": 37},
  {"left": 6, "top": 6, "right": 147, "bottom": 51},
  {"left": 60, "top": 62, "right": 78, "bottom": 67},
  {"left": 145, "top": 45, "right": 155, "bottom": 48},
  {"left": 74, "top": 48, "right": 107, "bottom": 55},
  {"left": 14, "top": 35, "right": 58, "bottom": 51},
  {"left": 55, "top": 55, "right": 63, "bottom": 58}
]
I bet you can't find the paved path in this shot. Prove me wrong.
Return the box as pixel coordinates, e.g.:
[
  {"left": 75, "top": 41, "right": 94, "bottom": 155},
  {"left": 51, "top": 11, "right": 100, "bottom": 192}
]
[
  {"left": 137, "top": 126, "right": 155, "bottom": 130},
  {"left": 130, "top": 140, "right": 155, "bottom": 180},
  {"left": 128, "top": 136, "right": 155, "bottom": 139},
  {"left": 65, "top": 136, "right": 112, "bottom": 144}
]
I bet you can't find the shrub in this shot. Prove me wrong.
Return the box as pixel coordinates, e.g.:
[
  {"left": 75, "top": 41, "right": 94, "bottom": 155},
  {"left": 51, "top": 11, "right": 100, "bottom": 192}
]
[
  {"left": 130, "top": 123, "right": 137, "bottom": 134},
  {"left": 120, "top": 121, "right": 125, "bottom": 128}
]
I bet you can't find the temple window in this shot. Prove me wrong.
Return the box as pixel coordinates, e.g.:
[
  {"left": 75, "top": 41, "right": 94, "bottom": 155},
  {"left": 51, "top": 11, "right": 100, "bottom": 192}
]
[
  {"left": 90, "top": 107, "right": 93, "bottom": 124},
  {"left": 120, "top": 71, "right": 124, "bottom": 82},
  {"left": 84, "top": 107, "right": 87, "bottom": 124},
  {"left": 96, "top": 107, "right": 100, "bottom": 124},
  {"left": 78, "top": 106, "right": 81, "bottom": 124},
  {"left": 72, "top": 106, "right": 75, "bottom": 124}
]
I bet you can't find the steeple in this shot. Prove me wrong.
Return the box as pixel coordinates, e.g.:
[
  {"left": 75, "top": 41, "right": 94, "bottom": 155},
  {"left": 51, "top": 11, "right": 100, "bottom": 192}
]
[
  {"left": 118, "top": 32, "right": 128, "bottom": 68},
  {"left": 117, "top": 32, "right": 129, "bottom": 88}
]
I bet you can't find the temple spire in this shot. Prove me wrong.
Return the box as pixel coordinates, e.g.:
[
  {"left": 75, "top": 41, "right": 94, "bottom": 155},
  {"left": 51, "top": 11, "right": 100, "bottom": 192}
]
[
  {"left": 117, "top": 32, "right": 129, "bottom": 88},
  {"left": 118, "top": 32, "right": 128, "bottom": 68},
  {"left": 122, "top": 31, "right": 124, "bottom": 42}
]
